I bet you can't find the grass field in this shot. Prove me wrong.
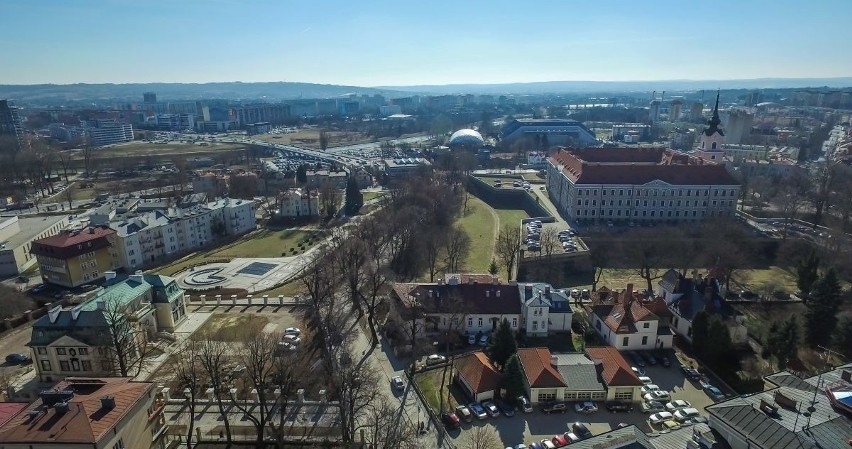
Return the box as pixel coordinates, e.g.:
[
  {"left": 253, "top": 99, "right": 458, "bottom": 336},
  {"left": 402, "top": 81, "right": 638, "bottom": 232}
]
[
  {"left": 363, "top": 191, "right": 386, "bottom": 202},
  {"left": 190, "top": 314, "right": 270, "bottom": 341},
  {"left": 457, "top": 196, "right": 498, "bottom": 273},
  {"left": 152, "top": 228, "right": 324, "bottom": 277},
  {"left": 575, "top": 266, "right": 800, "bottom": 293},
  {"left": 494, "top": 208, "right": 529, "bottom": 229},
  {"left": 414, "top": 369, "right": 458, "bottom": 414},
  {"left": 89, "top": 141, "right": 246, "bottom": 159}
]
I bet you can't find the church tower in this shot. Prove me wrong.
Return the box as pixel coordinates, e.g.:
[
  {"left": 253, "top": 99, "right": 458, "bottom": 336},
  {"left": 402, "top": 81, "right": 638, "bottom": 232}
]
[{"left": 696, "top": 90, "right": 725, "bottom": 162}]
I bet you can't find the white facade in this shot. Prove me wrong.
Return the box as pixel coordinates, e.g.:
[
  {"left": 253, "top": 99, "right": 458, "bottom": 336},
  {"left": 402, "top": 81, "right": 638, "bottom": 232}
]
[
  {"left": 590, "top": 313, "right": 670, "bottom": 351},
  {"left": 277, "top": 188, "right": 320, "bottom": 218}
]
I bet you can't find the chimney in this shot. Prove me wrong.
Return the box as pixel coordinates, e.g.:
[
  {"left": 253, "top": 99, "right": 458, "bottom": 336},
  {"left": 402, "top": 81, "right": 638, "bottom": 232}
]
[
  {"left": 550, "top": 355, "right": 558, "bottom": 366},
  {"left": 100, "top": 396, "right": 115, "bottom": 410},
  {"left": 105, "top": 271, "right": 116, "bottom": 281},
  {"left": 544, "top": 285, "right": 551, "bottom": 295},
  {"left": 130, "top": 270, "right": 145, "bottom": 284},
  {"left": 54, "top": 402, "right": 70, "bottom": 415},
  {"left": 48, "top": 305, "right": 62, "bottom": 323},
  {"left": 496, "top": 290, "right": 501, "bottom": 298},
  {"left": 492, "top": 276, "right": 498, "bottom": 285},
  {"left": 626, "top": 283, "right": 634, "bottom": 297}
]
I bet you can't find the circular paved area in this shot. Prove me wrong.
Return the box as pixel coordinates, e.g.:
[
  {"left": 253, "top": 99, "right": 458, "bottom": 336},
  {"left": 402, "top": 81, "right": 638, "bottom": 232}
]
[{"left": 176, "top": 255, "right": 312, "bottom": 293}]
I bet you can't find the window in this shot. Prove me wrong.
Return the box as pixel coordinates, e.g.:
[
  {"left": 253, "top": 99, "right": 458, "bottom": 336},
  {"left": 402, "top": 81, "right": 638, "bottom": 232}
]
[
  {"left": 56, "top": 348, "right": 66, "bottom": 355},
  {"left": 642, "top": 336, "right": 648, "bottom": 345},
  {"left": 532, "top": 321, "right": 538, "bottom": 330},
  {"left": 478, "top": 317, "right": 483, "bottom": 327},
  {"left": 577, "top": 200, "right": 581, "bottom": 206},
  {"left": 622, "top": 337, "right": 629, "bottom": 347},
  {"left": 82, "top": 360, "right": 92, "bottom": 371},
  {"left": 41, "top": 360, "right": 51, "bottom": 371},
  {"left": 619, "top": 189, "right": 624, "bottom": 195},
  {"left": 78, "top": 348, "right": 88, "bottom": 355},
  {"left": 37, "top": 347, "right": 46, "bottom": 355},
  {"left": 113, "top": 439, "right": 126, "bottom": 449},
  {"left": 60, "top": 361, "right": 70, "bottom": 371},
  {"left": 613, "top": 389, "right": 634, "bottom": 401},
  {"left": 102, "top": 360, "right": 112, "bottom": 371},
  {"left": 537, "top": 392, "right": 556, "bottom": 402},
  {"left": 512, "top": 318, "right": 517, "bottom": 328}
]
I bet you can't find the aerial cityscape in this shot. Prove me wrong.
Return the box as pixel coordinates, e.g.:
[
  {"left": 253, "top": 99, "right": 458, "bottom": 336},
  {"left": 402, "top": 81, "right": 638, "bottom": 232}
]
[{"left": 0, "top": 1, "right": 851, "bottom": 449}]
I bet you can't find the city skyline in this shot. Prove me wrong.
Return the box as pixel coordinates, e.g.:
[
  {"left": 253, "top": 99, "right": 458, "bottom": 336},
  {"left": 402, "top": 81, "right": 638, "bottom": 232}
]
[{"left": 2, "top": 0, "right": 851, "bottom": 87}]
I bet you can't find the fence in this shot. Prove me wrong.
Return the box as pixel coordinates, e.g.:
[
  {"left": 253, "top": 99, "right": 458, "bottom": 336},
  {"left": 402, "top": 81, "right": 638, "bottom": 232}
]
[
  {"left": 186, "top": 293, "right": 304, "bottom": 307},
  {"left": 0, "top": 296, "right": 72, "bottom": 335}
]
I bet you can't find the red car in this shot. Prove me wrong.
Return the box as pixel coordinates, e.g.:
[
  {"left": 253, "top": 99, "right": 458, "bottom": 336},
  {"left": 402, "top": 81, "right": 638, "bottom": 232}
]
[{"left": 551, "top": 434, "right": 569, "bottom": 447}]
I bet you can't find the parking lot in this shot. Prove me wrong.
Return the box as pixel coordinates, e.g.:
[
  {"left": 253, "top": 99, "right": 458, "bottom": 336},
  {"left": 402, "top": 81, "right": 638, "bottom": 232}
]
[
  {"left": 440, "top": 351, "right": 721, "bottom": 447},
  {"left": 521, "top": 219, "right": 588, "bottom": 257}
]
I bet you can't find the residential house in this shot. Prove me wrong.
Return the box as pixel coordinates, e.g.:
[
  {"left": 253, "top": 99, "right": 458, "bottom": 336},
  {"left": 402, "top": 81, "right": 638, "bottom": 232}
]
[
  {"left": 659, "top": 269, "right": 748, "bottom": 345},
  {"left": 586, "top": 284, "right": 673, "bottom": 350},
  {"left": 519, "top": 282, "right": 573, "bottom": 337},
  {"left": 28, "top": 271, "right": 186, "bottom": 382},
  {"left": 30, "top": 226, "right": 120, "bottom": 288},
  {"left": 306, "top": 170, "right": 348, "bottom": 189},
  {"left": 706, "top": 364, "right": 852, "bottom": 449},
  {"left": 584, "top": 346, "right": 644, "bottom": 402},
  {"left": 517, "top": 348, "right": 567, "bottom": 403},
  {"left": 453, "top": 352, "right": 502, "bottom": 402},
  {"left": 0, "top": 377, "right": 168, "bottom": 449},
  {"left": 277, "top": 188, "right": 320, "bottom": 218}
]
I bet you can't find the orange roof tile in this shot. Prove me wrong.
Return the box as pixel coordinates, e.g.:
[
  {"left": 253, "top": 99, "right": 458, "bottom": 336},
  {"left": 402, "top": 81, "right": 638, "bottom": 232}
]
[
  {"left": 517, "top": 348, "right": 565, "bottom": 388},
  {"left": 454, "top": 352, "right": 502, "bottom": 394},
  {"left": 0, "top": 377, "right": 153, "bottom": 444},
  {"left": 585, "top": 347, "right": 643, "bottom": 387}
]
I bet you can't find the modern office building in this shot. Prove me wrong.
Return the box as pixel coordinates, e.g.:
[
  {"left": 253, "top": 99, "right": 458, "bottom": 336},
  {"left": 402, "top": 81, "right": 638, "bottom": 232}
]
[
  {"left": 153, "top": 113, "right": 195, "bottom": 132},
  {"left": 546, "top": 147, "right": 740, "bottom": 224},
  {"left": 500, "top": 119, "right": 597, "bottom": 148},
  {"left": 233, "top": 104, "right": 290, "bottom": 127},
  {"left": 0, "top": 100, "right": 24, "bottom": 147},
  {"left": 245, "top": 122, "right": 272, "bottom": 135}
]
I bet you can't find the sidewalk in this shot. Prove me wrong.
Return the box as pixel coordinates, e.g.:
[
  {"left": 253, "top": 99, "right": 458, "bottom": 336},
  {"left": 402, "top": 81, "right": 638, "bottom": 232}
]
[{"left": 136, "top": 310, "right": 213, "bottom": 381}]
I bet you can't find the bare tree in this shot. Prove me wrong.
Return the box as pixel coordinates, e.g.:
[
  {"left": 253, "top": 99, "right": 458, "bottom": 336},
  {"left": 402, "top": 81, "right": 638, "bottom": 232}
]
[
  {"left": 362, "top": 398, "right": 421, "bottom": 449},
  {"left": 423, "top": 229, "right": 446, "bottom": 282},
  {"left": 459, "top": 424, "right": 503, "bottom": 449},
  {"left": 495, "top": 225, "right": 523, "bottom": 280},
  {"left": 318, "top": 181, "right": 342, "bottom": 219},
  {"left": 359, "top": 262, "right": 390, "bottom": 346},
  {"left": 62, "top": 184, "right": 75, "bottom": 210},
  {"left": 336, "top": 237, "right": 368, "bottom": 318},
  {"left": 335, "top": 340, "right": 381, "bottom": 443},
  {"left": 539, "top": 227, "right": 560, "bottom": 260},
  {"left": 197, "top": 338, "right": 233, "bottom": 445},
  {"left": 100, "top": 299, "right": 154, "bottom": 377},
  {"left": 172, "top": 341, "right": 205, "bottom": 449},
  {"left": 56, "top": 151, "right": 73, "bottom": 182},
  {"left": 443, "top": 225, "right": 471, "bottom": 273}
]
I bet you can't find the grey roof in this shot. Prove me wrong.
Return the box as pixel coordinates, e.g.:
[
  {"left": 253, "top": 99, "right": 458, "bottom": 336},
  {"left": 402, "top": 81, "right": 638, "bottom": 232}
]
[
  {"left": 706, "top": 364, "right": 852, "bottom": 449},
  {"left": 648, "top": 423, "right": 728, "bottom": 449},
  {"left": 553, "top": 353, "right": 605, "bottom": 392},
  {"left": 2, "top": 215, "right": 67, "bottom": 249},
  {"left": 567, "top": 425, "right": 651, "bottom": 449},
  {"left": 30, "top": 310, "right": 110, "bottom": 346},
  {"left": 519, "top": 283, "right": 573, "bottom": 314}
]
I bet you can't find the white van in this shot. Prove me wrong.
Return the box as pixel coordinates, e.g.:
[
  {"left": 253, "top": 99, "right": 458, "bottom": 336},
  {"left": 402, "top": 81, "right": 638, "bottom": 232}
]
[
  {"left": 674, "top": 408, "right": 700, "bottom": 422},
  {"left": 638, "top": 376, "right": 653, "bottom": 385}
]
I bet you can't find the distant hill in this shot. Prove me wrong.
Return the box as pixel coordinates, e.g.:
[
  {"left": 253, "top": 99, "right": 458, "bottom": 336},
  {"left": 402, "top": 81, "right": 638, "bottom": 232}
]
[
  {"left": 0, "top": 82, "right": 408, "bottom": 104},
  {"left": 378, "top": 78, "right": 852, "bottom": 95}
]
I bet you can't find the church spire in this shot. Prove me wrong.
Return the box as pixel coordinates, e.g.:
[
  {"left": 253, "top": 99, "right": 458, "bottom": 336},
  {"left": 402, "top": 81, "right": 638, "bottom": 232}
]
[{"left": 703, "top": 90, "right": 723, "bottom": 137}]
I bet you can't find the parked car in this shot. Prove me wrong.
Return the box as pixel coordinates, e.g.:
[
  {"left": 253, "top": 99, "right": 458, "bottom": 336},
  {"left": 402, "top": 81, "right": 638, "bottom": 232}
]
[
  {"left": 30, "top": 284, "right": 48, "bottom": 294},
  {"left": 705, "top": 385, "right": 725, "bottom": 400},
  {"left": 468, "top": 402, "right": 488, "bottom": 420},
  {"left": 5, "top": 353, "right": 30, "bottom": 364},
  {"left": 455, "top": 405, "right": 473, "bottom": 423},
  {"left": 686, "top": 416, "right": 709, "bottom": 424},
  {"left": 661, "top": 420, "right": 681, "bottom": 431},
  {"left": 643, "top": 353, "right": 657, "bottom": 365},
  {"left": 563, "top": 432, "right": 582, "bottom": 443},
  {"left": 574, "top": 401, "right": 598, "bottom": 414},
  {"left": 426, "top": 354, "right": 447, "bottom": 365},
  {"left": 605, "top": 401, "right": 633, "bottom": 412},
  {"left": 649, "top": 412, "right": 674, "bottom": 425},
  {"left": 571, "top": 422, "right": 592, "bottom": 439},
  {"left": 641, "top": 384, "right": 661, "bottom": 395},
  {"left": 478, "top": 334, "right": 489, "bottom": 347},
  {"left": 515, "top": 445, "right": 528, "bottom": 449},
  {"left": 540, "top": 440, "right": 556, "bottom": 449},
  {"left": 481, "top": 400, "right": 500, "bottom": 417},
  {"left": 517, "top": 395, "right": 533, "bottom": 413},
  {"left": 641, "top": 401, "right": 665, "bottom": 413},
  {"left": 468, "top": 333, "right": 477, "bottom": 345},
  {"left": 285, "top": 327, "right": 301, "bottom": 335},
  {"left": 681, "top": 366, "right": 701, "bottom": 380},
  {"left": 541, "top": 402, "right": 567, "bottom": 414},
  {"left": 496, "top": 399, "right": 515, "bottom": 417},
  {"left": 551, "top": 434, "right": 569, "bottom": 447},
  {"left": 674, "top": 408, "right": 701, "bottom": 422},
  {"left": 638, "top": 376, "right": 653, "bottom": 385},
  {"left": 441, "top": 412, "right": 460, "bottom": 429},
  {"left": 529, "top": 443, "right": 544, "bottom": 449},
  {"left": 391, "top": 376, "right": 405, "bottom": 391},
  {"left": 665, "top": 400, "right": 691, "bottom": 412}
]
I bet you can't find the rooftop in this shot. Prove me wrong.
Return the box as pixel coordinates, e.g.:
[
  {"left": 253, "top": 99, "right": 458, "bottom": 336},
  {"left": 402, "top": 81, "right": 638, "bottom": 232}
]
[
  {"left": 1, "top": 215, "right": 67, "bottom": 250},
  {"left": 30, "top": 226, "right": 115, "bottom": 259},
  {"left": 552, "top": 353, "right": 605, "bottom": 392},
  {"left": 517, "top": 347, "right": 565, "bottom": 388},
  {"left": 454, "top": 352, "right": 502, "bottom": 394},
  {"left": 392, "top": 276, "right": 521, "bottom": 316},
  {"left": 584, "top": 346, "right": 643, "bottom": 387},
  {"left": 0, "top": 377, "right": 154, "bottom": 445}
]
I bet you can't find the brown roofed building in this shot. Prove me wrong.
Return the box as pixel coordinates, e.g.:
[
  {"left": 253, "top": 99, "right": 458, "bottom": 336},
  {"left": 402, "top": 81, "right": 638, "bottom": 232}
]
[
  {"left": 517, "top": 348, "right": 566, "bottom": 403},
  {"left": 454, "top": 352, "right": 502, "bottom": 402},
  {"left": 585, "top": 284, "right": 674, "bottom": 351},
  {"left": 30, "top": 227, "right": 120, "bottom": 288},
  {"left": 546, "top": 147, "right": 740, "bottom": 224},
  {"left": 0, "top": 377, "right": 166, "bottom": 449},
  {"left": 585, "top": 346, "right": 644, "bottom": 402}
]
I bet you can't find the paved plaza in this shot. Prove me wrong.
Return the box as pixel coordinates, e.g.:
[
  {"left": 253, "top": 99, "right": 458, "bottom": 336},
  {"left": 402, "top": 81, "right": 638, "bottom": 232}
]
[{"left": 175, "top": 254, "right": 315, "bottom": 293}]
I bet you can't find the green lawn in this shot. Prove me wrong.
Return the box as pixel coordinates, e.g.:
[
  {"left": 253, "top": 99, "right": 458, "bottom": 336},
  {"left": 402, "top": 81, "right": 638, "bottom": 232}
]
[
  {"left": 494, "top": 208, "right": 529, "bottom": 229},
  {"left": 362, "top": 191, "right": 386, "bottom": 202},
  {"left": 574, "top": 266, "right": 800, "bottom": 294},
  {"left": 414, "top": 369, "right": 457, "bottom": 414},
  {"left": 457, "top": 195, "right": 497, "bottom": 273}
]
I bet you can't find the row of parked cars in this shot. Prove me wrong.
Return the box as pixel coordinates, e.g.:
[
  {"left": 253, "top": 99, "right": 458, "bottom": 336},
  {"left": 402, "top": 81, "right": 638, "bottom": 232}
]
[
  {"left": 625, "top": 350, "right": 671, "bottom": 369},
  {"left": 509, "top": 422, "right": 593, "bottom": 449},
  {"left": 442, "top": 395, "right": 534, "bottom": 429}
]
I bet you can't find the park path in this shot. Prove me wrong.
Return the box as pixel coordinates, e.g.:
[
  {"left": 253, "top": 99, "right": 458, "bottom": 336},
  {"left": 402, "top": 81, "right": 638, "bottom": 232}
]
[{"left": 486, "top": 198, "right": 500, "bottom": 267}]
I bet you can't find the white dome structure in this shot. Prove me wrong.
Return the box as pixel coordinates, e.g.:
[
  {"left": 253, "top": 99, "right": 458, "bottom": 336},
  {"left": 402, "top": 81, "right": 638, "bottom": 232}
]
[{"left": 448, "top": 129, "right": 485, "bottom": 147}]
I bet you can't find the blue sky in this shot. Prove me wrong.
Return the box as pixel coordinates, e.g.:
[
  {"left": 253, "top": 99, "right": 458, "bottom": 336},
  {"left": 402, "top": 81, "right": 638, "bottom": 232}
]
[{"left": 1, "top": 0, "right": 850, "bottom": 86}]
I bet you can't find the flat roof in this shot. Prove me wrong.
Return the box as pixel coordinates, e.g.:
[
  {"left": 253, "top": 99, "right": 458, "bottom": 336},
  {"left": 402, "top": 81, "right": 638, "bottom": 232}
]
[{"left": 1, "top": 215, "right": 67, "bottom": 249}]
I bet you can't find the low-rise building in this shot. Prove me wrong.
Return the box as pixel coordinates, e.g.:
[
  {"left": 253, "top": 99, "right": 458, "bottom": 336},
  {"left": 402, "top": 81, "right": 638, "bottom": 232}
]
[
  {"left": 276, "top": 188, "right": 320, "bottom": 218},
  {"left": 659, "top": 269, "right": 748, "bottom": 345},
  {"left": 192, "top": 172, "right": 228, "bottom": 197},
  {"left": 30, "top": 226, "right": 120, "bottom": 288},
  {"left": 501, "top": 119, "right": 597, "bottom": 147},
  {"left": 583, "top": 346, "right": 645, "bottom": 403},
  {"left": 0, "top": 377, "right": 167, "bottom": 449},
  {"left": 28, "top": 271, "right": 186, "bottom": 382},
  {"left": 585, "top": 284, "right": 674, "bottom": 351},
  {"left": 382, "top": 158, "right": 431, "bottom": 181},
  {"left": 0, "top": 215, "right": 69, "bottom": 276},
  {"left": 306, "top": 170, "right": 348, "bottom": 189},
  {"left": 453, "top": 352, "right": 502, "bottom": 402},
  {"left": 245, "top": 121, "right": 272, "bottom": 135}
]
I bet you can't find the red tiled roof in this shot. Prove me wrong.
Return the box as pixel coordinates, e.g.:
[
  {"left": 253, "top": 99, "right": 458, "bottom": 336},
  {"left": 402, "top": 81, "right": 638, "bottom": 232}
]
[
  {"left": 644, "top": 297, "right": 673, "bottom": 318},
  {"left": 30, "top": 227, "right": 115, "bottom": 259},
  {"left": 0, "top": 404, "right": 26, "bottom": 427},
  {"left": 454, "top": 352, "right": 502, "bottom": 394},
  {"left": 548, "top": 148, "right": 739, "bottom": 186},
  {"left": 589, "top": 285, "right": 659, "bottom": 334},
  {"left": 0, "top": 377, "right": 153, "bottom": 444},
  {"left": 517, "top": 348, "right": 565, "bottom": 388},
  {"left": 585, "top": 347, "right": 643, "bottom": 387},
  {"left": 393, "top": 280, "right": 521, "bottom": 315}
]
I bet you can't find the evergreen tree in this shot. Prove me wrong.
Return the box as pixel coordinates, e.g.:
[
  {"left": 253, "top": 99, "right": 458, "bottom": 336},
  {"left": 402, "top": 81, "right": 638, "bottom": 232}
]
[
  {"left": 487, "top": 319, "right": 517, "bottom": 370},
  {"left": 768, "top": 317, "right": 800, "bottom": 369},
  {"left": 706, "top": 317, "right": 735, "bottom": 369},
  {"left": 796, "top": 251, "right": 820, "bottom": 301},
  {"left": 343, "top": 176, "right": 363, "bottom": 216},
  {"left": 296, "top": 164, "right": 308, "bottom": 184},
  {"left": 690, "top": 311, "right": 710, "bottom": 358},
  {"left": 805, "top": 269, "right": 842, "bottom": 347},
  {"left": 834, "top": 318, "right": 852, "bottom": 358},
  {"left": 503, "top": 354, "right": 525, "bottom": 405},
  {"left": 488, "top": 260, "right": 499, "bottom": 276}
]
